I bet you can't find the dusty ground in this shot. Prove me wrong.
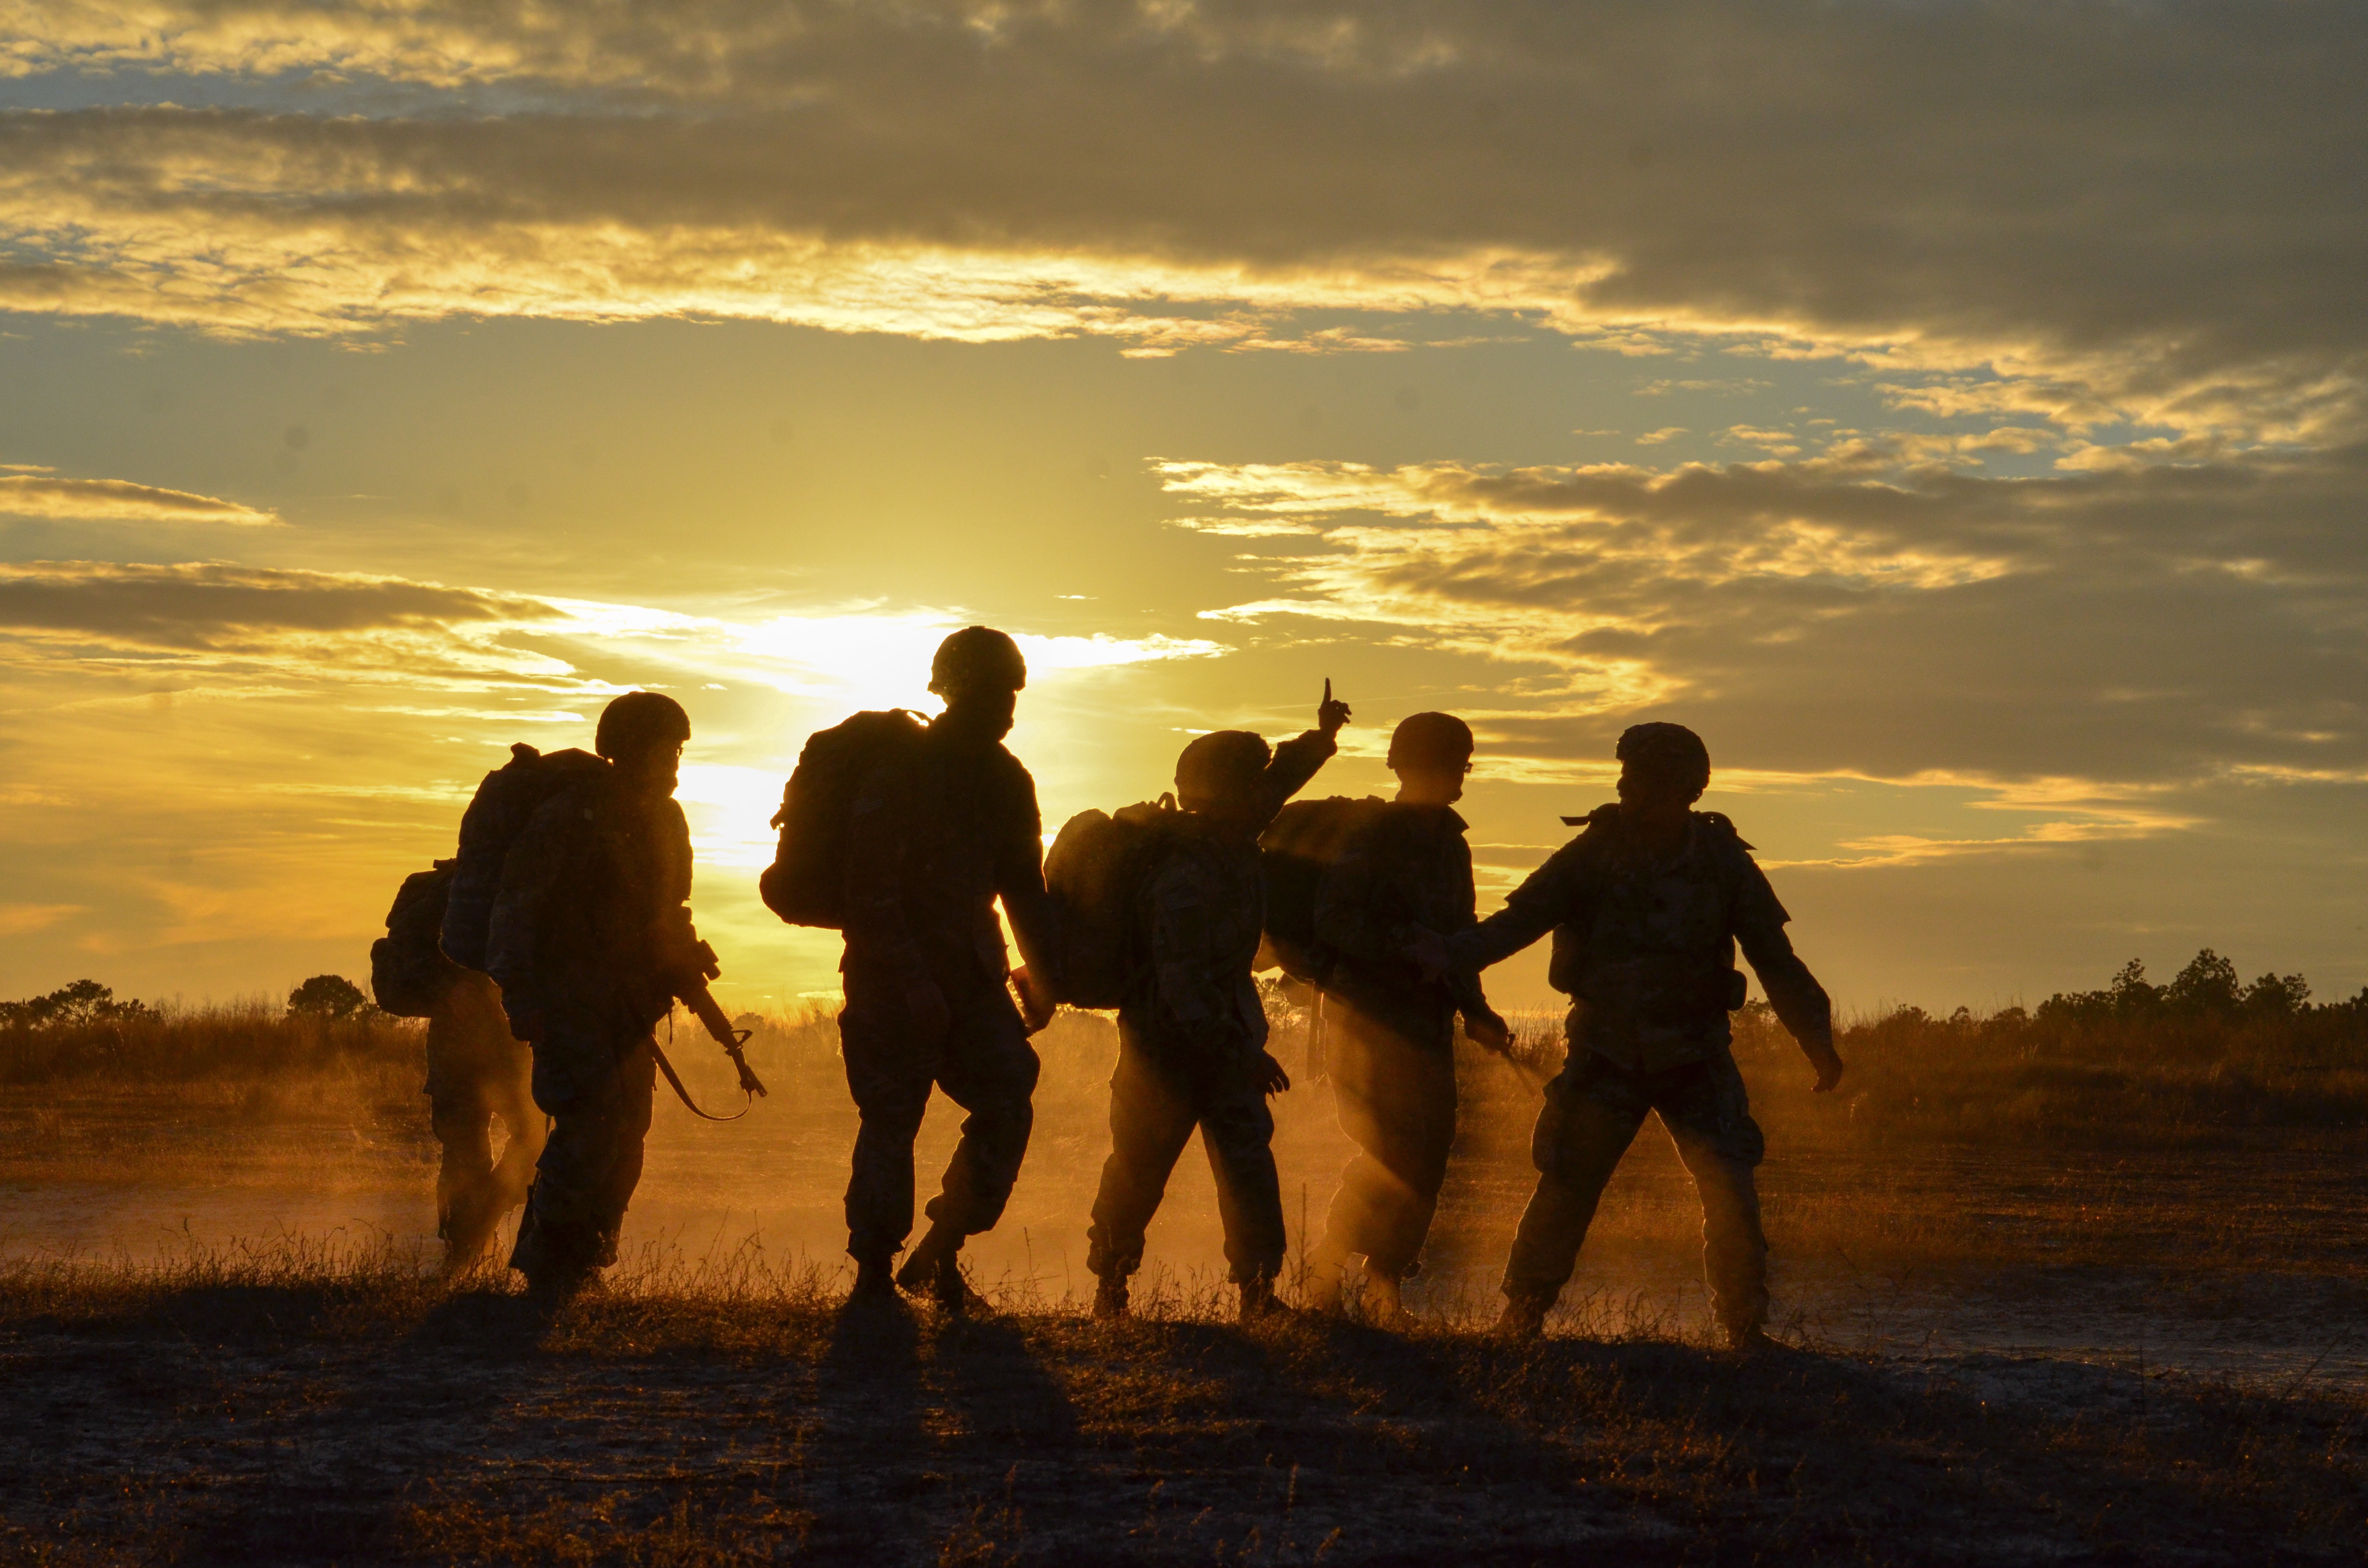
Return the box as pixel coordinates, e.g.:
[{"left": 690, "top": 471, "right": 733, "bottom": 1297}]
[
  {"left": 2, "top": 1019, "right": 2366, "bottom": 1561},
  {"left": 2, "top": 1258, "right": 2364, "bottom": 1565}
]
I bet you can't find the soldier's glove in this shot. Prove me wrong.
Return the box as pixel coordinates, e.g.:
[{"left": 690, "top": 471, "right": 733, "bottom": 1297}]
[
  {"left": 1464, "top": 1007, "right": 1512, "bottom": 1054},
  {"left": 1252, "top": 1049, "right": 1292, "bottom": 1099},
  {"left": 1809, "top": 1042, "right": 1845, "bottom": 1094}
]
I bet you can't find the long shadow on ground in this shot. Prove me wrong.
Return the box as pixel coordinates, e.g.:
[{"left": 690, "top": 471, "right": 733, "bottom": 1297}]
[{"left": 0, "top": 1274, "right": 2362, "bottom": 1565}]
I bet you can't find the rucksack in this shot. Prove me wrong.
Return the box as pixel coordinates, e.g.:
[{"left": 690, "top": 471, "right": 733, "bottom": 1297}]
[
  {"left": 439, "top": 742, "right": 609, "bottom": 971},
  {"left": 370, "top": 859, "right": 458, "bottom": 1017},
  {"left": 760, "top": 709, "right": 928, "bottom": 930},
  {"left": 1257, "top": 795, "right": 1387, "bottom": 985},
  {"left": 1042, "top": 796, "right": 1185, "bottom": 1008}
]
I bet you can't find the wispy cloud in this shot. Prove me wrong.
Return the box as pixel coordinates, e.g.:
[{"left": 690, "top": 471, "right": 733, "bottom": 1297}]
[
  {"left": 0, "top": 475, "right": 278, "bottom": 525},
  {"left": 1156, "top": 444, "right": 2368, "bottom": 789}
]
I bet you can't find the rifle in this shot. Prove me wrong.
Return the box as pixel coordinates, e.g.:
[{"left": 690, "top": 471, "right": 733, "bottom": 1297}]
[
  {"left": 652, "top": 941, "right": 769, "bottom": 1122},
  {"left": 683, "top": 981, "right": 769, "bottom": 1100}
]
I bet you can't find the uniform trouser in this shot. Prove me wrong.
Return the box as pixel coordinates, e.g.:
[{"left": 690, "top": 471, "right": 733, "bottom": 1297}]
[
  {"left": 838, "top": 960, "right": 1040, "bottom": 1263},
  {"left": 1319, "top": 1007, "right": 1457, "bottom": 1281},
  {"left": 1503, "top": 1047, "right": 1770, "bottom": 1335},
  {"left": 424, "top": 979, "right": 544, "bottom": 1252},
  {"left": 512, "top": 1029, "right": 656, "bottom": 1281},
  {"left": 1087, "top": 1035, "right": 1286, "bottom": 1286}
]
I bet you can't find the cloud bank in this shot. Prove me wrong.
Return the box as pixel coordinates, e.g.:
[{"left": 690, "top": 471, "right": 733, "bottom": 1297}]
[
  {"left": 0, "top": 1, "right": 2361, "bottom": 440},
  {"left": 1164, "top": 442, "right": 2368, "bottom": 789}
]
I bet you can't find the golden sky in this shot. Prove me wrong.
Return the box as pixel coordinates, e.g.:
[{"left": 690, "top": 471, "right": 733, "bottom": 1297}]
[{"left": 3, "top": 0, "right": 2366, "bottom": 1013}]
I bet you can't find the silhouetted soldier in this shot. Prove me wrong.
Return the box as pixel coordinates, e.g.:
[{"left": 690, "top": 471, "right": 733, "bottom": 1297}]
[
  {"left": 1303, "top": 712, "right": 1508, "bottom": 1320},
  {"left": 487, "top": 691, "right": 714, "bottom": 1300},
  {"left": 1087, "top": 686, "right": 1350, "bottom": 1322},
  {"left": 1427, "top": 723, "right": 1843, "bottom": 1348},
  {"left": 841, "top": 628, "right": 1059, "bottom": 1310}
]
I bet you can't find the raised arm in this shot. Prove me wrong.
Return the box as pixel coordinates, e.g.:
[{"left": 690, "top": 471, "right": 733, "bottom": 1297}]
[{"left": 1254, "top": 679, "right": 1352, "bottom": 827}]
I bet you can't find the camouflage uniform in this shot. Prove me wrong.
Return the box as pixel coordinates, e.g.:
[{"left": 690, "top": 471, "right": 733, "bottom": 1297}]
[
  {"left": 837, "top": 723, "right": 1059, "bottom": 1266},
  {"left": 486, "top": 765, "right": 699, "bottom": 1283},
  {"left": 1087, "top": 732, "right": 1335, "bottom": 1286},
  {"left": 1448, "top": 804, "right": 1832, "bottom": 1337},
  {"left": 423, "top": 967, "right": 543, "bottom": 1261},
  {"left": 1310, "top": 803, "right": 1496, "bottom": 1283}
]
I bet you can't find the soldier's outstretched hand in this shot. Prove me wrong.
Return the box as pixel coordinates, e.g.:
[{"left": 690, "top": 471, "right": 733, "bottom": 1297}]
[
  {"left": 1253, "top": 1049, "right": 1292, "bottom": 1098},
  {"left": 1464, "top": 1006, "right": 1512, "bottom": 1054},
  {"left": 1810, "top": 1043, "right": 1846, "bottom": 1093},
  {"left": 1316, "top": 678, "right": 1351, "bottom": 738}
]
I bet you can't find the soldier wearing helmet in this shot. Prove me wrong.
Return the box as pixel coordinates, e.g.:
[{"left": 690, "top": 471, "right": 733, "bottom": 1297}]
[
  {"left": 1427, "top": 722, "right": 1843, "bottom": 1348},
  {"left": 1301, "top": 711, "right": 1509, "bottom": 1321},
  {"left": 487, "top": 690, "right": 712, "bottom": 1300},
  {"left": 841, "top": 627, "right": 1062, "bottom": 1310},
  {"left": 1085, "top": 683, "right": 1351, "bottom": 1323}
]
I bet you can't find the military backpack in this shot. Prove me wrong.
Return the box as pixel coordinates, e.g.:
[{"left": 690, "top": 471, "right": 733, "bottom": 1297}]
[
  {"left": 1257, "top": 795, "right": 1388, "bottom": 986},
  {"left": 370, "top": 859, "right": 459, "bottom": 1018},
  {"left": 760, "top": 709, "right": 928, "bottom": 930},
  {"left": 439, "top": 742, "right": 610, "bottom": 972},
  {"left": 1042, "top": 796, "right": 1187, "bottom": 1008}
]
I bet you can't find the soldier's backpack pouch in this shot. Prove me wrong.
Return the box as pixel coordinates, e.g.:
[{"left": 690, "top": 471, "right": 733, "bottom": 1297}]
[
  {"left": 371, "top": 860, "right": 457, "bottom": 1017},
  {"left": 1257, "top": 795, "right": 1387, "bottom": 985},
  {"left": 439, "top": 742, "right": 608, "bottom": 970},
  {"left": 760, "top": 709, "right": 927, "bottom": 929},
  {"left": 1043, "top": 797, "right": 1184, "bottom": 1008}
]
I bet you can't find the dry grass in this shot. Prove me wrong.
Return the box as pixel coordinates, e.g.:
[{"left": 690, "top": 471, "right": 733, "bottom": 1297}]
[
  {"left": 8, "top": 999, "right": 2368, "bottom": 1562},
  {"left": 0, "top": 1241, "right": 2362, "bottom": 1565}
]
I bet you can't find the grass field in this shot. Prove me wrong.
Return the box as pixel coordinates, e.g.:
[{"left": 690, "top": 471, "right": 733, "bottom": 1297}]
[
  {"left": 3, "top": 1239, "right": 2366, "bottom": 1566},
  {"left": 3, "top": 989, "right": 2367, "bottom": 1562}
]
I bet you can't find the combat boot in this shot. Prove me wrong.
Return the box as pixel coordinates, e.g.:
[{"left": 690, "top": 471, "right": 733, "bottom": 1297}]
[
  {"left": 1494, "top": 1291, "right": 1549, "bottom": 1341},
  {"left": 931, "top": 1251, "right": 992, "bottom": 1316},
  {"left": 1237, "top": 1275, "right": 1288, "bottom": 1323},
  {"left": 895, "top": 1219, "right": 962, "bottom": 1298},
  {"left": 1092, "top": 1274, "right": 1129, "bottom": 1320}
]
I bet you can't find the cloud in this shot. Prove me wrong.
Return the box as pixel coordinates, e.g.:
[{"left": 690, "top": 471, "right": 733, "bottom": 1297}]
[
  {"left": 0, "top": 903, "right": 81, "bottom": 937},
  {"left": 1159, "top": 442, "right": 2368, "bottom": 788},
  {"left": 1719, "top": 425, "right": 1801, "bottom": 456},
  {"left": 0, "top": 474, "right": 279, "bottom": 525},
  {"left": 0, "top": 561, "right": 1230, "bottom": 715},
  {"left": 0, "top": 2, "right": 2360, "bottom": 438},
  {"left": 1635, "top": 427, "right": 1688, "bottom": 445},
  {"left": 0, "top": 559, "right": 576, "bottom": 690},
  {"left": 1639, "top": 379, "right": 1770, "bottom": 397}
]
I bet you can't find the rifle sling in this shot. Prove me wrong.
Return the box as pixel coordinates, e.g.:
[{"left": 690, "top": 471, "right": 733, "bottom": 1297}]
[{"left": 651, "top": 1036, "right": 753, "bottom": 1122}]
